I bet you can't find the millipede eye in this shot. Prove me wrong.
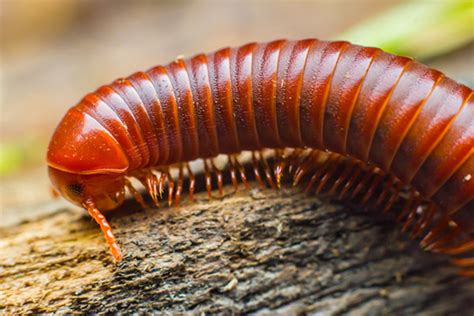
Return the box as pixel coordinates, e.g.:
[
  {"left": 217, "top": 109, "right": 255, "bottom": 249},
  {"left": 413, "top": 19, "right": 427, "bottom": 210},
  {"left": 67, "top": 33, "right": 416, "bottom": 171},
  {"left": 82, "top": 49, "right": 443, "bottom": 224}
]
[{"left": 67, "top": 183, "right": 84, "bottom": 196}]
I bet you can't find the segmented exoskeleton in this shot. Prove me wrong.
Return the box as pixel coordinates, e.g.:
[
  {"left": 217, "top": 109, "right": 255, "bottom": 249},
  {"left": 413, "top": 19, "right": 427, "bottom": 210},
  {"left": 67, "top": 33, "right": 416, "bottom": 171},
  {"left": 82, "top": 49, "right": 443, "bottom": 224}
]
[{"left": 47, "top": 39, "right": 473, "bottom": 274}]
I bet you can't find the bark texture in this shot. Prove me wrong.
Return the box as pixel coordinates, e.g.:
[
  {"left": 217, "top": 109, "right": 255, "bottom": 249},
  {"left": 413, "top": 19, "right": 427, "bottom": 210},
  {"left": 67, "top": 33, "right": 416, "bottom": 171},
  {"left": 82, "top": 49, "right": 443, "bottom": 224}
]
[{"left": 0, "top": 187, "right": 473, "bottom": 315}]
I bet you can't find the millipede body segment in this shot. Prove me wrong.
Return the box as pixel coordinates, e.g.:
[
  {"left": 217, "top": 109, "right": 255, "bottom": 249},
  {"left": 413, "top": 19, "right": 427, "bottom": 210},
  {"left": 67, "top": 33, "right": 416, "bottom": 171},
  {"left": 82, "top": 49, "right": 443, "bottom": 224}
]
[{"left": 47, "top": 39, "right": 473, "bottom": 273}]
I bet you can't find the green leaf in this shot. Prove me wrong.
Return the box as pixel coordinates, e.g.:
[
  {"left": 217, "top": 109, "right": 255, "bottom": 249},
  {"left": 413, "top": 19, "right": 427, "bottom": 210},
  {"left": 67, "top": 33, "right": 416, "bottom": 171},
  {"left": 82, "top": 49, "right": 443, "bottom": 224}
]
[{"left": 338, "top": 0, "right": 474, "bottom": 59}]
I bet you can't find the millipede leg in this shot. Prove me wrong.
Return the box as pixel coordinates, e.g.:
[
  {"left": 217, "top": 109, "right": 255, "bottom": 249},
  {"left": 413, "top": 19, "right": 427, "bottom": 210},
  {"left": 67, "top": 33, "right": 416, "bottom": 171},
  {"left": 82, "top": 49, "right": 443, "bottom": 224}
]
[
  {"left": 287, "top": 149, "right": 304, "bottom": 176},
  {"left": 401, "top": 199, "right": 422, "bottom": 233},
  {"left": 166, "top": 171, "right": 174, "bottom": 207},
  {"left": 227, "top": 155, "right": 239, "bottom": 192},
  {"left": 125, "top": 178, "right": 147, "bottom": 209},
  {"left": 293, "top": 150, "right": 321, "bottom": 187},
  {"left": 396, "top": 191, "right": 417, "bottom": 221},
  {"left": 138, "top": 171, "right": 160, "bottom": 207},
  {"left": 211, "top": 159, "right": 224, "bottom": 197},
  {"left": 50, "top": 186, "right": 60, "bottom": 198},
  {"left": 84, "top": 200, "right": 122, "bottom": 262},
  {"left": 420, "top": 217, "right": 451, "bottom": 248},
  {"left": 273, "top": 149, "right": 286, "bottom": 188},
  {"left": 203, "top": 159, "right": 213, "bottom": 199},
  {"left": 451, "top": 257, "right": 474, "bottom": 267},
  {"left": 175, "top": 164, "right": 184, "bottom": 206},
  {"left": 458, "top": 268, "right": 474, "bottom": 277},
  {"left": 259, "top": 151, "right": 275, "bottom": 188},
  {"left": 305, "top": 155, "right": 334, "bottom": 193},
  {"left": 360, "top": 172, "right": 385, "bottom": 205},
  {"left": 452, "top": 256, "right": 474, "bottom": 278},
  {"left": 427, "top": 225, "right": 461, "bottom": 252},
  {"left": 315, "top": 156, "right": 341, "bottom": 194},
  {"left": 158, "top": 170, "right": 166, "bottom": 199},
  {"left": 251, "top": 152, "right": 265, "bottom": 188},
  {"left": 349, "top": 166, "right": 376, "bottom": 200},
  {"left": 327, "top": 159, "right": 356, "bottom": 196},
  {"left": 233, "top": 155, "right": 250, "bottom": 190},
  {"left": 409, "top": 204, "right": 435, "bottom": 239},
  {"left": 186, "top": 163, "right": 195, "bottom": 202},
  {"left": 382, "top": 181, "right": 402, "bottom": 214},
  {"left": 373, "top": 176, "right": 395, "bottom": 208},
  {"left": 443, "top": 240, "right": 474, "bottom": 255},
  {"left": 338, "top": 161, "right": 363, "bottom": 199}
]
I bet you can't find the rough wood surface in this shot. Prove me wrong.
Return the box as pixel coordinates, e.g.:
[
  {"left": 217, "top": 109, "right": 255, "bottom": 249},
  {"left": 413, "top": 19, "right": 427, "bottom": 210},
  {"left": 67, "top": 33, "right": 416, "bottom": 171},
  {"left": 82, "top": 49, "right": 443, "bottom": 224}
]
[{"left": 0, "top": 187, "right": 472, "bottom": 315}]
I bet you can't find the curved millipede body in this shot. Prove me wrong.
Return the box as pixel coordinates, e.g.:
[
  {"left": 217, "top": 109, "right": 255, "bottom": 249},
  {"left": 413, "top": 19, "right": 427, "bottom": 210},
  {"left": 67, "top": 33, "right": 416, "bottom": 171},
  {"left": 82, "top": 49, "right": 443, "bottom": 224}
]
[{"left": 47, "top": 39, "right": 474, "bottom": 274}]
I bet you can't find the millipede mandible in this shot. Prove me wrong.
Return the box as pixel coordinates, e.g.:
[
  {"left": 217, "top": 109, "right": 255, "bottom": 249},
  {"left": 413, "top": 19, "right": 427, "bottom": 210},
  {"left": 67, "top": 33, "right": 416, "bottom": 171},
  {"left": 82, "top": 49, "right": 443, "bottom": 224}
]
[{"left": 47, "top": 39, "right": 473, "bottom": 274}]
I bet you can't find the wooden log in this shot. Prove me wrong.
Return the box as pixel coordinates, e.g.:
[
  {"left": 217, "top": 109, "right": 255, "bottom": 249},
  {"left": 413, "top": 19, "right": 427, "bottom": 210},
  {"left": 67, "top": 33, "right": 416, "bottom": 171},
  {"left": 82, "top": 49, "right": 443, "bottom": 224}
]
[{"left": 0, "top": 187, "right": 472, "bottom": 315}]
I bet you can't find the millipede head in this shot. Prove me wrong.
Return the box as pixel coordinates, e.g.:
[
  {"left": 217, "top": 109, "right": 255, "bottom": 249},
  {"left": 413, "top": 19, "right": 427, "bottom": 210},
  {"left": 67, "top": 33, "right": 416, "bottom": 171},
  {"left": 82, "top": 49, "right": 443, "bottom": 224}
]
[
  {"left": 46, "top": 107, "right": 130, "bottom": 211},
  {"left": 48, "top": 167, "right": 127, "bottom": 211}
]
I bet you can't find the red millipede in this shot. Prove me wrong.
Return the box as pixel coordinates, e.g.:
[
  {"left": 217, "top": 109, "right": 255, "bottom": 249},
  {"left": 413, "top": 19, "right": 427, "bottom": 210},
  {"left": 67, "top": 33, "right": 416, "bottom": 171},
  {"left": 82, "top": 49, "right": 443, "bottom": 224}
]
[{"left": 46, "top": 39, "right": 474, "bottom": 274}]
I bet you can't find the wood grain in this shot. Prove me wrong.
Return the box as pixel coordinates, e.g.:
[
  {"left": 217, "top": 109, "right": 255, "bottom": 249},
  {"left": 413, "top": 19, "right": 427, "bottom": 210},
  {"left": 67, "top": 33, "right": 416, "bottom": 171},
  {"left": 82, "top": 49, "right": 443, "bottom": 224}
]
[{"left": 1, "top": 187, "right": 472, "bottom": 315}]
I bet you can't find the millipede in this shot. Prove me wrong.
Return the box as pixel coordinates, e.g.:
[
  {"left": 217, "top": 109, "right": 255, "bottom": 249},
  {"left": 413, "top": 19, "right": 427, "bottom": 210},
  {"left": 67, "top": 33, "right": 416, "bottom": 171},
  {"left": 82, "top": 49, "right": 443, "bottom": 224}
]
[{"left": 46, "top": 38, "right": 473, "bottom": 275}]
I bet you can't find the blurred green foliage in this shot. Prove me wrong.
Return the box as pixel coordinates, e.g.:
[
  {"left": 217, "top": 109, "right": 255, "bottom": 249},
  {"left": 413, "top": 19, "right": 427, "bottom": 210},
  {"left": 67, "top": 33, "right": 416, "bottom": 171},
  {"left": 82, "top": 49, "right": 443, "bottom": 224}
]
[
  {"left": 339, "top": 0, "right": 473, "bottom": 59},
  {"left": 0, "top": 144, "right": 23, "bottom": 175},
  {"left": 0, "top": 139, "right": 46, "bottom": 176}
]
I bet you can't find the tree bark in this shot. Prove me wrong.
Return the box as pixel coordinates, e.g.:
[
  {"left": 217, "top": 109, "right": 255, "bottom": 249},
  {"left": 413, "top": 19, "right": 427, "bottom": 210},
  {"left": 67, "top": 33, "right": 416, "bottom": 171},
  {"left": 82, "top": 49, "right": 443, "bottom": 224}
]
[{"left": 0, "top": 187, "right": 472, "bottom": 315}]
